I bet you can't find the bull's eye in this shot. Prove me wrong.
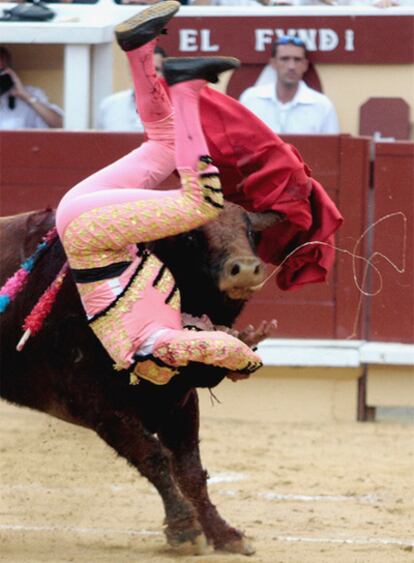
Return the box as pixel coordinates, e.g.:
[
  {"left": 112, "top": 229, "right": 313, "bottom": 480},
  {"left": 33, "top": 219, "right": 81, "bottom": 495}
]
[
  {"left": 246, "top": 221, "right": 261, "bottom": 249},
  {"left": 231, "top": 264, "right": 240, "bottom": 276},
  {"left": 254, "top": 265, "right": 260, "bottom": 275},
  {"left": 252, "top": 231, "right": 262, "bottom": 248}
]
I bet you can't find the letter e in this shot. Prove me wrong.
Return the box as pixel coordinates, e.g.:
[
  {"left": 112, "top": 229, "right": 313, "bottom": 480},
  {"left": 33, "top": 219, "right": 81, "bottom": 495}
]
[{"left": 180, "top": 30, "right": 198, "bottom": 52}]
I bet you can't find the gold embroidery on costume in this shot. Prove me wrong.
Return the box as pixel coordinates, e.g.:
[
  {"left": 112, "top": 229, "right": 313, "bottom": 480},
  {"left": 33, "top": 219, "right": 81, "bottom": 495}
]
[
  {"left": 63, "top": 157, "right": 223, "bottom": 271},
  {"left": 155, "top": 267, "right": 174, "bottom": 294},
  {"left": 132, "top": 360, "right": 178, "bottom": 386},
  {"left": 168, "top": 289, "right": 181, "bottom": 311},
  {"left": 89, "top": 254, "right": 167, "bottom": 365}
]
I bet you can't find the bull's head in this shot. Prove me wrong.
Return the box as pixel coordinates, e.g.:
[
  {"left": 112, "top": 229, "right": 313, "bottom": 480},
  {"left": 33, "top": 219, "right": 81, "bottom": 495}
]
[
  {"left": 202, "top": 202, "right": 283, "bottom": 300},
  {"left": 151, "top": 202, "right": 283, "bottom": 327}
]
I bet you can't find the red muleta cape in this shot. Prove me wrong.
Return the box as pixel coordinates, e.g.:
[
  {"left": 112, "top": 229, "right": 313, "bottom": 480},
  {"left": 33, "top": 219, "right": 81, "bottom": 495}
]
[{"left": 162, "top": 80, "right": 344, "bottom": 290}]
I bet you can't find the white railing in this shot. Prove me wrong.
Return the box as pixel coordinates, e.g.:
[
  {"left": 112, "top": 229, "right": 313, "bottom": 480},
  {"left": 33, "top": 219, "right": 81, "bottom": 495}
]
[{"left": 258, "top": 339, "right": 414, "bottom": 367}]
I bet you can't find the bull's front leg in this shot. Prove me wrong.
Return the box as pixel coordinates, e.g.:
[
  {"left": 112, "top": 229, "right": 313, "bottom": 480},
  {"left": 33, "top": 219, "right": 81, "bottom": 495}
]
[
  {"left": 95, "top": 412, "right": 208, "bottom": 554},
  {"left": 158, "top": 389, "right": 255, "bottom": 555}
]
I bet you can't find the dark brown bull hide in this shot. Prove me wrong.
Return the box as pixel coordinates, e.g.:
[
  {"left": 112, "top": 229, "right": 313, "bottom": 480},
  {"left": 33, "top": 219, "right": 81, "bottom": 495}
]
[{"left": 0, "top": 204, "right": 278, "bottom": 555}]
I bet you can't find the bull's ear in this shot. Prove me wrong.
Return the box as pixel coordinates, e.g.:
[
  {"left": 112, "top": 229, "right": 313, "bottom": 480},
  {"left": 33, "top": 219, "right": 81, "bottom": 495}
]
[{"left": 248, "top": 210, "right": 285, "bottom": 232}]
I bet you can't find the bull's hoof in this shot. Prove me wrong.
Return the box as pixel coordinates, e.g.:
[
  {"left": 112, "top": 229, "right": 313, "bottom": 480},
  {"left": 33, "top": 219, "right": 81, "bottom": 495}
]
[
  {"left": 218, "top": 538, "right": 256, "bottom": 556},
  {"left": 168, "top": 530, "right": 212, "bottom": 555}
]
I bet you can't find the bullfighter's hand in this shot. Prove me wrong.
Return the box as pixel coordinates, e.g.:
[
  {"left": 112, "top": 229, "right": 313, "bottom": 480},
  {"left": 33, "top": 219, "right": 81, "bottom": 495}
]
[
  {"left": 226, "top": 320, "right": 277, "bottom": 382},
  {"left": 237, "top": 319, "right": 278, "bottom": 348}
]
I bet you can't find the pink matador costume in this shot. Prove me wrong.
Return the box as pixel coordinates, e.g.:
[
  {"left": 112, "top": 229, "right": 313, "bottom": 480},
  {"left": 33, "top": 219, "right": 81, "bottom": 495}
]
[{"left": 56, "top": 34, "right": 262, "bottom": 386}]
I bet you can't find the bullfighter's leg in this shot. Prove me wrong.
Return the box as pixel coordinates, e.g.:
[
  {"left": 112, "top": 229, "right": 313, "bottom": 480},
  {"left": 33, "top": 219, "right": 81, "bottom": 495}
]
[
  {"left": 56, "top": 2, "right": 181, "bottom": 216},
  {"left": 95, "top": 411, "right": 210, "bottom": 553},
  {"left": 158, "top": 388, "right": 255, "bottom": 555},
  {"left": 56, "top": 63, "right": 232, "bottom": 245}
]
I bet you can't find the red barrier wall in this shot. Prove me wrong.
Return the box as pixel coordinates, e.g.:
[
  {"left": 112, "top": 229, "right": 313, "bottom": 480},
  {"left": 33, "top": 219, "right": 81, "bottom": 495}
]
[
  {"left": 0, "top": 131, "right": 148, "bottom": 215},
  {"left": 368, "top": 142, "right": 414, "bottom": 343},
  {"left": 1, "top": 131, "right": 412, "bottom": 343}
]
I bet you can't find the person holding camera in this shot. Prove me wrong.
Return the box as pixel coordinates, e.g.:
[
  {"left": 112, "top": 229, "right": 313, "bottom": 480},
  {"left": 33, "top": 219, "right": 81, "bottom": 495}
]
[{"left": 0, "top": 46, "right": 63, "bottom": 130}]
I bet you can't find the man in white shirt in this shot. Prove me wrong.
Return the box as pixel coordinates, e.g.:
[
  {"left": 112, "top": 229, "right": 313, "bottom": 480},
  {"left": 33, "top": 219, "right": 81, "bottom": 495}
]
[
  {"left": 97, "top": 46, "right": 166, "bottom": 132},
  {"left": 239, "top": 36, "right": 339, "bottom": 135},
  {"left": 0, "top": 47, "right": 63, "bottom": 130},
  {"left": 97, "top": 89, "right": 144, "bottom": 132}
]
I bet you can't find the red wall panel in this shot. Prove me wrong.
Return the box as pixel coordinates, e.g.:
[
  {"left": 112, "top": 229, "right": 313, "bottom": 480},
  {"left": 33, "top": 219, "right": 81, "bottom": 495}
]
[
  {"left": 4, "top": 131, "right": 410, "bottom": 343},
  {"left": 335, "top": 136, "right": 371, "bottom": 340},
  {"left": 0, "top": 131, "right": 178, "bottom": 216},
  {"left": 368, "top": 142, "right": 414, "bottom": 343}
]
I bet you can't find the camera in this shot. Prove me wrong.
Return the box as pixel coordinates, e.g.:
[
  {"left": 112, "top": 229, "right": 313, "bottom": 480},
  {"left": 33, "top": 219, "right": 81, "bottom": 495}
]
[{"left": 0, "top": 71, "right": 14, "bottom": 96}]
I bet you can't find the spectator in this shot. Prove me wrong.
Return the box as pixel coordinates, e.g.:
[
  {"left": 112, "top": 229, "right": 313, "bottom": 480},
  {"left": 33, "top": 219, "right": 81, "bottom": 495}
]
[
  {"left": 97, "top": 46, "right": 166, "bottom": 132},
  {"left": 0, "top": 46, "right": 63, "bottom": 130},
  {"left": 239, "top": 36, "right": 339, "bottom": 134}
]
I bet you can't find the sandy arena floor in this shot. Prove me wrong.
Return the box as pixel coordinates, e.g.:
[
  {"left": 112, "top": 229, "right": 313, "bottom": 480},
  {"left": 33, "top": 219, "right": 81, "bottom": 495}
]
[{"left": 0, "top": 379, "right": 413, "bottom": 563}]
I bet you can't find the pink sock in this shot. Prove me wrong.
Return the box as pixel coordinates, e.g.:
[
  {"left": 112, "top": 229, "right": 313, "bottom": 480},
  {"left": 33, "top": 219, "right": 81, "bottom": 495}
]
[
  {"left": 126, "top": 40, "right": 171, "bottom": 123},
  {"left": 169, "top": 80, "right": 212, "bottom": 171}
]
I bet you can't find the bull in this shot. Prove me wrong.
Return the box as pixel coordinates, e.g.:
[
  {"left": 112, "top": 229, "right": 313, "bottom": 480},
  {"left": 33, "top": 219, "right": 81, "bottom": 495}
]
[{"left": 0, "top": 203, "right": 280, "bottom": 555}]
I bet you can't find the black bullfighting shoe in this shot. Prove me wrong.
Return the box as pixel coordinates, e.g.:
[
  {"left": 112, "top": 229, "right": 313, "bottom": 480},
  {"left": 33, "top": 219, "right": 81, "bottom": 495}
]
[
  {"left": 115, "top": 0, "right": 180, "bottom": 52},
  {"left": 163, "top": 57, "right": 241, "bottom": 86}
]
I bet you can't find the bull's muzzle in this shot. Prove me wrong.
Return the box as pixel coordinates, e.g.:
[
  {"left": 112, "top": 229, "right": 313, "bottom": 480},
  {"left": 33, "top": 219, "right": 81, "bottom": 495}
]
[{"left": 219, "top": 256, "right": 266, "bottom": 299}]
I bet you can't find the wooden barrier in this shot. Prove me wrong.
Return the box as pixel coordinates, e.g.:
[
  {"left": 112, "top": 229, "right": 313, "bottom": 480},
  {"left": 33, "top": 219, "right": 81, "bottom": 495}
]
[
  {"left": 0, "top": 131, "right": 412, "bottom": 346},
  {"left": 369, "top": 142, "right": 414, "bottom": 344},
  {"left": 0, "top": 131, "right": 143, "bottom": 215}
]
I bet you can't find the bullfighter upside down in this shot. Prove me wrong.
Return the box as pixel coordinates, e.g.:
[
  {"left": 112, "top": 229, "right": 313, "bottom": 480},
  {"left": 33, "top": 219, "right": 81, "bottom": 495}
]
[{"left": 56, "top": 2, "right": 270, "bottom": 386}]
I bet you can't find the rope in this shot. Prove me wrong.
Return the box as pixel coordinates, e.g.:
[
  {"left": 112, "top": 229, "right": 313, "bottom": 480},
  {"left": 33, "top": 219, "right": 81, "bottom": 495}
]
[
  {"left": 251, "top": 211, "right": 407, "bottom": 297},
  {"left": 251, "top": 211, "right": 408, "bottom": 340}
]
